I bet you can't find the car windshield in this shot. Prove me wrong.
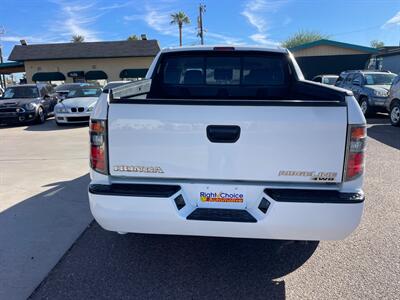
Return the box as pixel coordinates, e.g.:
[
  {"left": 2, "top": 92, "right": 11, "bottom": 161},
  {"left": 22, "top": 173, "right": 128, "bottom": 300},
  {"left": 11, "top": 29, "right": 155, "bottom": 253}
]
[
  {"left": 66, "top": 88, "right": 102, "bottom": 98},
  {"left": 1, "top": 86, "right": 39, "bottom": 99},
  {"left": 364, "top": 73, "right": 396, "bottom": 85}
]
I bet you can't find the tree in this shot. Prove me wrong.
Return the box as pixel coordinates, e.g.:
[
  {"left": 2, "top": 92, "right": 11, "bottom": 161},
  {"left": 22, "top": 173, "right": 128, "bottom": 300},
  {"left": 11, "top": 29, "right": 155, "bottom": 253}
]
[
  {"left": 370, "top": 40, "right": 385, "bottom": 48},
  {"left": 170, "top": 11, "right": 190, "bottom": 46},
  {"left": 281, "top": 30, "right": 329, "bottom": 49},
  {"left": 127, "top": 34, "right": 139, "bottom": 41},
  {"left": 71, "top": 35, "right": 85, "bottom": 43}
]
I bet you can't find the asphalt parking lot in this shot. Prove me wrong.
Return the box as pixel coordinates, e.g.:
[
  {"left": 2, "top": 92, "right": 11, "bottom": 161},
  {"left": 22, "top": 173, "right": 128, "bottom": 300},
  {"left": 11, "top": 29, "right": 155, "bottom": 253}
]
[{"left": 1, "top": 116, "right": 399, "bottom": 300}]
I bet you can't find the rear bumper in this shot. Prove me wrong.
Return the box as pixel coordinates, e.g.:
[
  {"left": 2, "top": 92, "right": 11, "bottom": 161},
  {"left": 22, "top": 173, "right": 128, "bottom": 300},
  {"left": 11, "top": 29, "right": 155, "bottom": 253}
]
[{"left": 88, "top": 183, "right": 364, "bottom": 240}]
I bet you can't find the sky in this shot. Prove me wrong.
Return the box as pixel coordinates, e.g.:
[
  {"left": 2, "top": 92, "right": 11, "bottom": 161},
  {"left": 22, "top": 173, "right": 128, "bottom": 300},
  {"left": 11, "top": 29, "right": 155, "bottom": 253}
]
[{"left": 0, "top": 0, "right": 400, "bottom": 62}]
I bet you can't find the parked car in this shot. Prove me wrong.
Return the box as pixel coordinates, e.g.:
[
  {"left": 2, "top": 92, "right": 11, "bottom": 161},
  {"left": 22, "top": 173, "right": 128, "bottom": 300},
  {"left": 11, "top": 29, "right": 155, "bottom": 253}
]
[
  {"left": 54, "top": 83, "right": 92, "bottom": 100},
  {"left": 54, "top": 85, "right": 102, "bottom": 125},
  {"left": 0, "top": 83, "right": 57, "bottom": 125},
  {"left": 312, "top": 74, "right": 338, "bottom": 85},
  {"left": 385, "top": 74, "right": 400, "bottom": 126},
  {"left": 88, "top": 46, "right": 366, "bottom": 241},
  {"left": 335, "top": 70, "right": 397, "bottom": 116}
]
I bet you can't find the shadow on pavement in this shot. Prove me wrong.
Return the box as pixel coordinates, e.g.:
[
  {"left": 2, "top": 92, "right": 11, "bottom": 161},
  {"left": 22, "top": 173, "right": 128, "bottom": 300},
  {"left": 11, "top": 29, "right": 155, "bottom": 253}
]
[
  {"left": 366, "top": 113, "right": 389, "bottom": 125},
  {"left": 0, "top": 118, "right": 87, "bottom": 131},
  {"left": 32, "top": 222, "right": 319, "bottom": 299},
  {"left": 367, "top": 118, "right": 400, "bottom": 150},
  {"left": 24, "top": 118, "right": 88, "bottom": 131},
  {"left": 0, "top": 174, "right": 92, "bottom": 300}
]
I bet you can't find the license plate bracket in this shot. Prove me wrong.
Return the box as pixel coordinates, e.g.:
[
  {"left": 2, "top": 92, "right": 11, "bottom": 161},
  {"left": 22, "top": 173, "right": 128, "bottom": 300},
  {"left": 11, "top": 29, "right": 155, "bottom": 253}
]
[{"left": 194, "top": 185, "right": 247, "bottom": 209}]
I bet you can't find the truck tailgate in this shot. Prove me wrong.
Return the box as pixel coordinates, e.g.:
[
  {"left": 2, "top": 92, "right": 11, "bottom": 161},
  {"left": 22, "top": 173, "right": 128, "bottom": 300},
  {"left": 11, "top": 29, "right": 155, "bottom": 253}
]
[{"left": 108, "top": 103, "right": 347, "bottom": 183}]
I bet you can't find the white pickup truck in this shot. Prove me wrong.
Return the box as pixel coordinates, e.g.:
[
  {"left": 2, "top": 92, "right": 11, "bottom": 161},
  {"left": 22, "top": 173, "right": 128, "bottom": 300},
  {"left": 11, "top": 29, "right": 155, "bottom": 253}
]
[{"left": 88, "top": 46, "right": 366, "bottom": 240}]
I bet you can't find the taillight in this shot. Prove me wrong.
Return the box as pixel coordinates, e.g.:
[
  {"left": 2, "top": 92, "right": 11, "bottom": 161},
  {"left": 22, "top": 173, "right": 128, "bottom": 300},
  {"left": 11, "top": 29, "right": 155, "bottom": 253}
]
[
  {"left": 90, "top": 119, "right": 108, "bottom": 174},
  {"left": 344, "top": 124, "right": 366, "bottom": 181}
]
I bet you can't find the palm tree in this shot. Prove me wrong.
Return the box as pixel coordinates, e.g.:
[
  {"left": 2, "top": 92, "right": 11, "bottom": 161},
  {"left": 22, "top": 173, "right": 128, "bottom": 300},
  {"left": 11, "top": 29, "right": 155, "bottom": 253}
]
[
  {"left": 170, "top": 12, "right": 190, "bottom": 46},
  {"left": 71, "top": 34, "right": 85, "bottom": 43},
  {"left": 127, "top": 34, "right": 138, "bottom": 41}
]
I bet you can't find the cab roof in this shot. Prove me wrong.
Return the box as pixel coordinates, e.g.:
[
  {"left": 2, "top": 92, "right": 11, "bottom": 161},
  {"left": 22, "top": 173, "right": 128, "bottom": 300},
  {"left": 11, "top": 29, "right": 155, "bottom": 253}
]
[{"left": 161, "top": 45, "right": 288, "bottom": 54}]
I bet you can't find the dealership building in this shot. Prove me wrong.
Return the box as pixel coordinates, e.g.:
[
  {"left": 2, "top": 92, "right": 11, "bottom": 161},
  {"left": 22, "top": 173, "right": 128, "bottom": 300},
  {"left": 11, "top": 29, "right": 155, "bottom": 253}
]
[
  {"left": 2, "top": 38, "right": 397, "bottom": 86},
  {"left": 6, "top": 39, "right": 160, "bottom": 84},
  {"left": 290, "top": 39, "right": 378, "bottom": 79}
]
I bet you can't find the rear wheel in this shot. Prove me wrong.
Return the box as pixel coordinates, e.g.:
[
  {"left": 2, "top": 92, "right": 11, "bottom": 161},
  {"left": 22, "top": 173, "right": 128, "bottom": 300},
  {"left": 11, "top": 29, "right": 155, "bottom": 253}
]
[
  {"left": 35, "top": 107, "right": 46, "bottom": 124},
  {"left": 359, "top": 97, "right": 373, "bottom": 116},
  {"left": 390, "top": 101, "right": 400, "bottom": 127}
]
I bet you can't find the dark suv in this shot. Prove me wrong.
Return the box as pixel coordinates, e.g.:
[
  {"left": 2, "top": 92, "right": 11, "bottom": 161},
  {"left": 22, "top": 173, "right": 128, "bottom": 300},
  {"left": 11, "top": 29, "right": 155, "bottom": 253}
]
[
  {"left": 335, "top": 70, "right": 397, "bottom": 116},
  {"left": 0, "top": 83, "right": 58, "bottom": 125}
]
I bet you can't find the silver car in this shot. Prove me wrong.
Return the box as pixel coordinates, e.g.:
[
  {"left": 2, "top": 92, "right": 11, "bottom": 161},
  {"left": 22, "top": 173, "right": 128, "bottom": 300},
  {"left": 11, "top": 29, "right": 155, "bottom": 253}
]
[
  {"left": 54, "top": 85, "right": 102, "bottom": 125},
  {"left": 335, "top": 70, "right": 397, "bottom": 116},
  {"left": 386, "top": 74, "right": 400, "bottom": 127}
]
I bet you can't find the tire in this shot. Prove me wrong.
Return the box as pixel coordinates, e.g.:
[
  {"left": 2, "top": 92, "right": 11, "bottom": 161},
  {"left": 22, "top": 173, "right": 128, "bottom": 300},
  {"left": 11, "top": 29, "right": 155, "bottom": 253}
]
[
  {"left": 35, "top": 106, "right": 46, "bottom": 124},
  {"left": 359, "top": 97, "right": 374, "bottom": 117},
  {"left": 389, "top": 101, "right": 400, "bottom": 127}
]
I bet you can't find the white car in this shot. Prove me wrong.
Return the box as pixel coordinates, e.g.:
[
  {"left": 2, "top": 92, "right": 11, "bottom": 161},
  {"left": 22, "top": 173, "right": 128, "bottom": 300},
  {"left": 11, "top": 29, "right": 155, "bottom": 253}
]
[
  {"left": 54, "top": 85, "right": 102, "bottom": 125},
  {"left": 88, "top": 46, "right": 366, "bottom": 241}
]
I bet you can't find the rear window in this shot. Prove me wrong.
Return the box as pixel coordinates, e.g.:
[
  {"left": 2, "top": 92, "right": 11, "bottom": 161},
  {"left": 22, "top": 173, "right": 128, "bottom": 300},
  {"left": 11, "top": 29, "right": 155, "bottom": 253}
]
[
  {"left": 243, "top": 57, "right": 285, "bottom": 85},
  {"left": 207, "top": 57, "right": 241, "bottom": 85},
  {"left": 161, "top": 52, "right": 288, "bottom": 86}
]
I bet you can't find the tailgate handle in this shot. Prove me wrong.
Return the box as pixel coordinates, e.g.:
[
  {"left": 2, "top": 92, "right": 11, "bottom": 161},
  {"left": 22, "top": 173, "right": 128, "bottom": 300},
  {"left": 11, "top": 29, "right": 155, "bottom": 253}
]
[{"left": 206, "top": 125, "right": 241, "bottom": 143}]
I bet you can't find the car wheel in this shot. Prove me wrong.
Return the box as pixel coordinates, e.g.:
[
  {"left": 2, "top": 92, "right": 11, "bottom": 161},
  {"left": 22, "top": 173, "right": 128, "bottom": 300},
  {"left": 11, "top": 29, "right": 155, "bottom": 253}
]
[
  {"left": 35, "top": 107, "right": 46, "bottom": 124},
  {"left": 360, "top": 97, "right": 373, "bottom": 116},
  {"left": 390, "top": 102, "right": 400, "bottom": 127}
]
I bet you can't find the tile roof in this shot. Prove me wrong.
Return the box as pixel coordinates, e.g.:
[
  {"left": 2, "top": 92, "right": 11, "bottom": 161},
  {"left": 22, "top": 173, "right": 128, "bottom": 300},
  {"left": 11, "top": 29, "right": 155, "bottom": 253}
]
[{"left": 9, "top": 40, "right": 160, "bottom": 61}]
